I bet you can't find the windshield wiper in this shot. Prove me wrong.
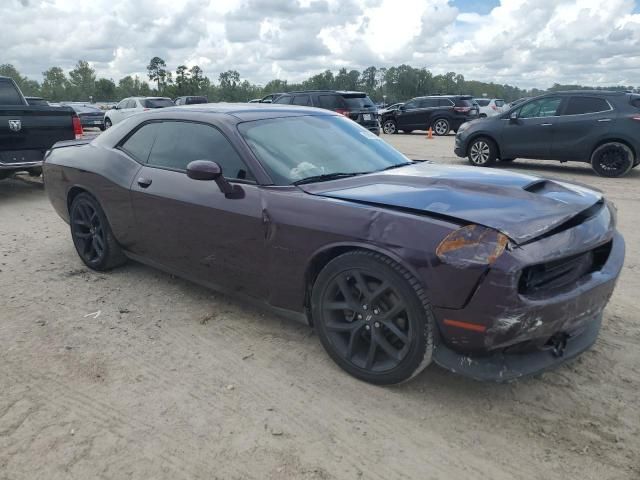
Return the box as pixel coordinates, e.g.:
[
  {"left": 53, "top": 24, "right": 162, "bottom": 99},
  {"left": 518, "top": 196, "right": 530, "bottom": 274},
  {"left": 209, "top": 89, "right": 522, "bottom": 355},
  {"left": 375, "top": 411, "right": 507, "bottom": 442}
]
[
  {"left": 379, "top": 162, "right": 413, "bottom": 172},
  {"left": 292, "top": 172, "right": 366, "bottom": 185}
]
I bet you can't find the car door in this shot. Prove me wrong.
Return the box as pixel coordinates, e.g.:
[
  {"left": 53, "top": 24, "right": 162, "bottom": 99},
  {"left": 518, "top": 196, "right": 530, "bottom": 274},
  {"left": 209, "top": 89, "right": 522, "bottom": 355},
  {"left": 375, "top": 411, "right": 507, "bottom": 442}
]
[
  {"left": 550, "top": 96, "right": 614, "bottom": 161},
  {"left": 500, "top": 96, "right": 563, "bottom": 159},
  {"left": 291, "top": 95, "right": 311, "bottom": 106},
  {"left": 395, "top": 99, "right": 421, "bottom": 129},
  {"left": 125, "top": 120, "right": 267, "bottom": 298},
  {"left": 110, "top": 99, "right": 128, "bottom": 123}
]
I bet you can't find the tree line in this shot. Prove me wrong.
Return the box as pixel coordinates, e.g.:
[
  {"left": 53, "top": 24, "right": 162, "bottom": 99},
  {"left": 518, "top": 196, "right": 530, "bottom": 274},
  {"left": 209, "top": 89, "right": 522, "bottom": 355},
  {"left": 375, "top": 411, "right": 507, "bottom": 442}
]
[{"left": 1, "top": 58, "right": 638, "bottom": 105}]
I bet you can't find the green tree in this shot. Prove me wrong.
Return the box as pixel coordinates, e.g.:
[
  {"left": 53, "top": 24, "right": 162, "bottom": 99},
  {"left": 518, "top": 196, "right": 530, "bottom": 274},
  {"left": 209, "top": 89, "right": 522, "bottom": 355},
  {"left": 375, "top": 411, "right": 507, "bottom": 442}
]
[
  {"left": 94, "top": 78, "right": 117, "bottom": 101},
  {"left": 147, "top": 56, "right": 167, "bottom": 92},
  {"left": 41, "top": 67, "right": 69, "bottom": 101},
  {"left": 69, "top": 60, "right": 96, "bottom": 100}
]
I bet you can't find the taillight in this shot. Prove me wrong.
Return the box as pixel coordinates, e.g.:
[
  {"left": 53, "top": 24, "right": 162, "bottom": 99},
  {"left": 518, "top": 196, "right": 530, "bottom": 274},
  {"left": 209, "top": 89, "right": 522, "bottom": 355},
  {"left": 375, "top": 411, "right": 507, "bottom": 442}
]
[
  {"left": 454, "top": 106, "right": 471, "bottom": 113},
  {"left": 72, "top": 115, "right": 83, "bottom": 139},
  {"left": 491, "top": 105, "right": 498, "bottom": 111},
  {"left": 335, "top": 109, "right": 351, "bottom": 117}
]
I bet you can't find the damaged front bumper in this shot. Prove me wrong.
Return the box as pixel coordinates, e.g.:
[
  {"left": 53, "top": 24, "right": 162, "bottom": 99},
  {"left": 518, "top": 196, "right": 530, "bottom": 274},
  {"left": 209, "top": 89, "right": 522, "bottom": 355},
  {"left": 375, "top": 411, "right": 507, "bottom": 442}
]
[{"left": 431, "top": 226, "right": 625, "bottom": 382}]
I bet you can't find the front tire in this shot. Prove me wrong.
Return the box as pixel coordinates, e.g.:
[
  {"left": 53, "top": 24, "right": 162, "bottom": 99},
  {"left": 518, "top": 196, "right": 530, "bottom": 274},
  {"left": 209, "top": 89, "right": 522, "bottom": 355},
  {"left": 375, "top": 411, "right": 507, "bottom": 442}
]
[
  {"left": 104, "top": 118, "right": 112, "bottom": 129},
  {"left": 382, "top": 119, "right": 397, "bottom": 135},
  {"left": 467, "top": 137, "right": 498, "bottom": 167},
  {"left": 70, "top": 193, "right": 127, "bottom": 271},
  {"left": 432, "top": 118, "right": 450, "bottom": 136},
  {"left": 311, "top": 250, "right": 434, "bottom": 385},
  {"left": 590, "top": 142, "right": 634, "bottom": 178}
]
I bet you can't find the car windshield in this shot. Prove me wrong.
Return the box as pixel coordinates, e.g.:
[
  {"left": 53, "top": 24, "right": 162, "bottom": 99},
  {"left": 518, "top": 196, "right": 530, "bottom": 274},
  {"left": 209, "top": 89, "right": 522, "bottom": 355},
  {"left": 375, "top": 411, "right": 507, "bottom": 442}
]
[
  {"left": 238, "top": 115, "right": 411, "bottom": 185},
  {"left": 142, "top": 98, "right": 174, "bottom": 108},
  {"left": 343, "top": 95, "right": 375, "bottom": 109}
]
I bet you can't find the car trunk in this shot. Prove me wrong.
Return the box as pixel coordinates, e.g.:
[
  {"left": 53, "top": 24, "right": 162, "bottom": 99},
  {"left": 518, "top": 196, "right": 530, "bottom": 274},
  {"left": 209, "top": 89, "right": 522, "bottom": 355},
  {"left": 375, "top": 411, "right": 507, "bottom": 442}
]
[{"left": 342, "top": 94, "right": 378, "bottom": 128}]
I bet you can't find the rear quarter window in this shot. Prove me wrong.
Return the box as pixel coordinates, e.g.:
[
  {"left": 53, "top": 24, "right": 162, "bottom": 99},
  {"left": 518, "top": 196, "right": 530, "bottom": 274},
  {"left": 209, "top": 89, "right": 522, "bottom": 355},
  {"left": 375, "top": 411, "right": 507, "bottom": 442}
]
[
  {"left": 564, "top": 97, "right": 611, "bottom": 115},
  {"left": 0, "top": 79, "right": 24, "bottom": 105}
]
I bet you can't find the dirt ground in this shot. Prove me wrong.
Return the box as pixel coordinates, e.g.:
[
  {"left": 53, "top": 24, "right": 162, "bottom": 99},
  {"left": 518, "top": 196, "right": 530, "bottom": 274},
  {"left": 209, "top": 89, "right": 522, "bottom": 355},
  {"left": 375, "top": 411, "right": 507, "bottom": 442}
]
[{"left": 1, "top": 133, "right": 638, "bottom": 479}]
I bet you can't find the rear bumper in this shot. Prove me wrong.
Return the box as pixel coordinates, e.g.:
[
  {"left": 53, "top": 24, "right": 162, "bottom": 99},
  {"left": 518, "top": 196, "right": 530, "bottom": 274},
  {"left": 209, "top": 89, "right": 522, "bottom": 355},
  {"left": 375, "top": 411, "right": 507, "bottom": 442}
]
[{"left": 0, "top": 160, "right": 43, "bottom": 171}]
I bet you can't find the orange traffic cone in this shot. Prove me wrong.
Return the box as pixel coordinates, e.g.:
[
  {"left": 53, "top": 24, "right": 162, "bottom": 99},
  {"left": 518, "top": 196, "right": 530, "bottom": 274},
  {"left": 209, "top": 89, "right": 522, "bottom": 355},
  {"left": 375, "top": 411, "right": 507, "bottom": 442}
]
[{"left": 427, "top": 127, "right": 433, "bottom": 140}]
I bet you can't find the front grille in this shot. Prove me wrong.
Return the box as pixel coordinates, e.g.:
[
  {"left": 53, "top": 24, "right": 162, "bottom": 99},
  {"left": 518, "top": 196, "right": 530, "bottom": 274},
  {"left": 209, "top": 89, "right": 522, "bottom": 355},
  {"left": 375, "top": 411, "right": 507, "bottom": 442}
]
[{"left": 519, "top": 241, "right": 612, "bottom": 295}]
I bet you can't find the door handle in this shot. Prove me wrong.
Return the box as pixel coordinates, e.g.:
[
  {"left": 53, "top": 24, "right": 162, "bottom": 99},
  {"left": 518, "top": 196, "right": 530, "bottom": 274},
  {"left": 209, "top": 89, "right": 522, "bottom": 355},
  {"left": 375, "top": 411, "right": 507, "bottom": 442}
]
[
  {"left": 540, "top": 123, "right": 553, "bottom": 126},
  {"left": 598, "top": 118, "right": 612, "bottom": 122},
  {"left": 137, "top": 177, "right": 152, "bottom": 188}
]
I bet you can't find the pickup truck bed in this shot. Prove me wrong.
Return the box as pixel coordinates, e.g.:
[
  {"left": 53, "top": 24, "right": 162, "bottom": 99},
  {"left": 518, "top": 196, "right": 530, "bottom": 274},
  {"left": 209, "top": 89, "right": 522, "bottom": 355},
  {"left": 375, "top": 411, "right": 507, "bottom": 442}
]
[{"left": 0, "top": 76, "right": 78, "bottom": 178}]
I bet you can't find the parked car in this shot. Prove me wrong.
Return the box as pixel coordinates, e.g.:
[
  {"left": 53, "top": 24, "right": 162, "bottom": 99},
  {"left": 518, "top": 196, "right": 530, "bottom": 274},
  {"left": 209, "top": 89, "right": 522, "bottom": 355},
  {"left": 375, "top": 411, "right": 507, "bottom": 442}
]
[
  {"left": 381, "top": 95, "right": 479, "bottom": 135},
  {"left": 259, "top": 93, "right": 283, "bottom": 103},
  {"left": 455, "top": 90, "right": 640, "bottom": 177},
  {"left": 474, "top": 98, "right": 507, "bottom": 117},
  {"left": 24, "top": 96, "right": 49, "bottom": 106},
  {"left": 174, "top": 96, "right": 208, "bottom": 106},
  {"left": 43, "top": 103, "right": 624, "bottom": 384},
  {"left": 68, "top": 104, "right": 106, "bottom": 130},
  {"left": 104, "top": 97, "right": 174, "bottom": 128},
  {"left": 273, "top": 90, "right": 379, "bottom": 135},
  {"left": 0, "top": 76, "right": 80, "bottom": 179},
  {"left": 378, "top": 102, "right": 403, "bottom": 116}
]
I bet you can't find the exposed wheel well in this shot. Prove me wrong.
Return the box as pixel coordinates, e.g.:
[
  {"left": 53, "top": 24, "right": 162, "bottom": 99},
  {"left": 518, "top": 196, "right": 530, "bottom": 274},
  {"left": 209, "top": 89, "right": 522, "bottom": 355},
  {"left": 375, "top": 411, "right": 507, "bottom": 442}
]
[
  {"left": 592, "top": 138, "right": 637, "bottom": 164},
  {"left": 67, "top": 186, "right": 90, "bottom": 213},
  {"left": 466, "top": 134, "right": 501, "bottom": 159}
]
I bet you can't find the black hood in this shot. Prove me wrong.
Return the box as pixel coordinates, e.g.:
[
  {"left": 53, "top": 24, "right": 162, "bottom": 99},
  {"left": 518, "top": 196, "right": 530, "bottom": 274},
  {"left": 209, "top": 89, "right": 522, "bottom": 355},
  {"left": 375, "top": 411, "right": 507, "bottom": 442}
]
[{"left": 300, "top": 162, "right": 603, "bottom": 244}]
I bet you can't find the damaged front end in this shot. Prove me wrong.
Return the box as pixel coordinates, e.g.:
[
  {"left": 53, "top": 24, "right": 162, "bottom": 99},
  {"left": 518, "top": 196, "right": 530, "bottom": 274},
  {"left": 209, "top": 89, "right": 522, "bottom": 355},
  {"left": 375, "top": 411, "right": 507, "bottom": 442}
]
[{"left": 431, "top": 201, "right": 625, "bottom": 382}]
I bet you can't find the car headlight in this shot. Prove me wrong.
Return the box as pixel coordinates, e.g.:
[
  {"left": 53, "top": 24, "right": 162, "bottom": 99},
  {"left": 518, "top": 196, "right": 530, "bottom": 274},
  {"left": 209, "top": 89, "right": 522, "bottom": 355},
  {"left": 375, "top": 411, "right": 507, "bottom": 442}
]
[{"left": 436, "top": 225, "right": 509, "bottom": 268}]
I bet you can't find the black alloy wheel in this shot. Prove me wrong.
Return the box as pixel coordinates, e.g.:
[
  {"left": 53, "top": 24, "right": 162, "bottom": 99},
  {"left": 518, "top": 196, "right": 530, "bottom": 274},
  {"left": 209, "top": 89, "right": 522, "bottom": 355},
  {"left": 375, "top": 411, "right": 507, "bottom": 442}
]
[
  {"left": 312, "top": 251, "right": 433, "bottom": 385},
  {"left": 590, "top": 142, "right": 634, "bottom": 178},
  {"left": 70, "top": 193, "right": 126, "bottom": 271}
]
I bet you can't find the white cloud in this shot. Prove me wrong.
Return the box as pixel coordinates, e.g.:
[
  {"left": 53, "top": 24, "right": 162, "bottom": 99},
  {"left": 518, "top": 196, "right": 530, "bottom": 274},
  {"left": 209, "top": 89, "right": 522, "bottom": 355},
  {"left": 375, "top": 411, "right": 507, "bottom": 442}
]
[{"left": 1, "top": 0, "right": 639, "bottom": 88}]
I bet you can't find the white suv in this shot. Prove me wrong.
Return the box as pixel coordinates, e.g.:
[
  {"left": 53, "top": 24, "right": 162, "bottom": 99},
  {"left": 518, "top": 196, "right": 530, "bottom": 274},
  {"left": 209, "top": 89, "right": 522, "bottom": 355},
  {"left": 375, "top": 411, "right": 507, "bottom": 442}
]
[
  {"left": 104, "top": 97, "right": 174, "bottom": 128},
  {"left": 473, "top": 98, "right": 507, "bottom": 118}
]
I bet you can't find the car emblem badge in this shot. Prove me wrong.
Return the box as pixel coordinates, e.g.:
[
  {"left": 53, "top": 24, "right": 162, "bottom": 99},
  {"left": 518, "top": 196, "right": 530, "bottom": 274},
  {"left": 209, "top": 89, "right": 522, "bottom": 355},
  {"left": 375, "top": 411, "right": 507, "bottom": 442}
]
[{"left": 8, "top": 119, "right": 21, "bottom": 132}]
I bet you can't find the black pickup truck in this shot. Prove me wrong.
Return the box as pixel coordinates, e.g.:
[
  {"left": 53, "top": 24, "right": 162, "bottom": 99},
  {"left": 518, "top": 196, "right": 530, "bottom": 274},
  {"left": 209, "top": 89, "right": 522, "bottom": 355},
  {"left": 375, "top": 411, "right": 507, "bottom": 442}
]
[{"left": 0, "top": 76, "right": 81, "bottom": 179}]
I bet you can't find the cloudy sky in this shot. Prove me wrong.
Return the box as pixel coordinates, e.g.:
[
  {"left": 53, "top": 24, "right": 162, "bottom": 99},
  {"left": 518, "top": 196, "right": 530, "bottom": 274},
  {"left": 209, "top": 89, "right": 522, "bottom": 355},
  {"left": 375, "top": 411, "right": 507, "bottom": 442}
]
[{"left": 2, "top": 0, "right": 640, "bottom": 88}]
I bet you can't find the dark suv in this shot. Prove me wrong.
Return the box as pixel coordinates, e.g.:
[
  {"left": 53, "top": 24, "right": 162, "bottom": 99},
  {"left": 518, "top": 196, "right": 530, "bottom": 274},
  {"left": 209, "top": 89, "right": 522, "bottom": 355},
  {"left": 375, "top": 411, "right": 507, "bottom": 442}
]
[
  {"left": 273, "top": 90, "right": 379, "bottom": 135},
  {"left": 380, "top": 95, "right": 479, "bottom": 135},
  {"left": 455, "top": 91, "right": 640, "bottom": 177}
]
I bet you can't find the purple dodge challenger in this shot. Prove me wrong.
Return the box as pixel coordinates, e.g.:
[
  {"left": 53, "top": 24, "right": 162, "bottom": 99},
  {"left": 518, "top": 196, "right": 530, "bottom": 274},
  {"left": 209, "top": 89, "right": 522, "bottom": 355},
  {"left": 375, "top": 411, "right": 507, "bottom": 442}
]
[{"left": 43, "top": 104, "right": 625, "bottom": 384}]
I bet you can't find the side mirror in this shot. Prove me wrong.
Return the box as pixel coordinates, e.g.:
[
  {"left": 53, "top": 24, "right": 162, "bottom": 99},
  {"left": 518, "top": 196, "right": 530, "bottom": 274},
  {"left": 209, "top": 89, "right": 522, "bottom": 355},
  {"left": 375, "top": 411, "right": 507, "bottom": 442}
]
[
  {"left": 186, "top": 160, "right": 244, "bottom": 199},
  {"left": 399, "top": 105, "right": 406, "bottom": 111},
  {"left": 509, "top": 112, "right": 518, "bottom": 122},
  {"left": 111, "top": 105, "right": 118, "bottom": 110}
]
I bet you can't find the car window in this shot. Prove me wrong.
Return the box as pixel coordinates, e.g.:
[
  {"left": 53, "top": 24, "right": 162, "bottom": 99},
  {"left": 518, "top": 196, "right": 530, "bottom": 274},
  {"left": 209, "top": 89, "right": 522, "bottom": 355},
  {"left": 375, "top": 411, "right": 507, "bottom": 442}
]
[
  {"left": 631, "top": 97, "right": 640, "bottom": 109},
  {"left": 239, "top": 115, "right": 409, "bottom": 185},
  {"left": 117, "top": 99, "right": 129, "bottom": 109},
  {"left": 404, "top": 100, "right": 418, "bottom": 109},
  {"left": 418, "top": 99, "right": 438, "bottom": 108},
  {"left": 475, "top": 99, "right": 490, "bottom": 106},
  {"left": 291, "top": 96, "right": 310, "bottom": 106},
  {"left": 126, "top": 100, "right": 137, "bottom": 109},
  {"left": 274, "top": 95, "right": 292, "bottom": 104},
  {"left": 147, "top": 121, "right": 253, "bottom": 180},
  {"left": 120, "top": 122, "right": 160, "bottom": 163},
  {"left": 438, "top": 99, "right": 454, "bottom": 107},
  {"left": 142, "top": 98, "right": 174, "bottom": 108},
  {"left": 495, "top": 100, "right": 505, "bottom": 107},
  {"left": 318, "top": 95, "right": 344, "bottom": 109},
  {"left": 563, "top": 97, "right": 611, "bottom": 115},
  {"left": 343, "top": 95, "right": 375, "bottom": 109},
  {"left": 175, "top": 98, "right": 184, "bottom": 105},
  {"left": 0, "top": 79, "right": 24, "bottom": 105},
  {"left": 518, "top": 98, "right": 562, "bottom": 119}
]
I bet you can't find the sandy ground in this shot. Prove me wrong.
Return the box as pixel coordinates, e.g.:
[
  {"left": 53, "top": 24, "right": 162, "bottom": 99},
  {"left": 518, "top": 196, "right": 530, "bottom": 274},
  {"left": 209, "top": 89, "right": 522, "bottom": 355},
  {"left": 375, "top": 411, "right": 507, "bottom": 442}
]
[{"left": 1, "top": 133, "right": 638, "bottom": 479}]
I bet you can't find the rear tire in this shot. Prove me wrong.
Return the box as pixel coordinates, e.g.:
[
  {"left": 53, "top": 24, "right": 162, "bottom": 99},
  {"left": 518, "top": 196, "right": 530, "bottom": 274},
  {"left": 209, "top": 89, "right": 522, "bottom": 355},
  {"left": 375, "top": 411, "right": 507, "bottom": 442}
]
[
  {"left": 311, "top": 250, "right": 434, "bottom": 385},
  {"left": 467, "top": 137, "right": 498, "bottom": 167},
  {"left": 432, "top": 118, "right": 450, "bottom": 136},
  {"left": 590, "top": 142, "right": 634, "bottom": 177},
  {"left": 69, "top": 193, "right": 127, "bottom": 271}
]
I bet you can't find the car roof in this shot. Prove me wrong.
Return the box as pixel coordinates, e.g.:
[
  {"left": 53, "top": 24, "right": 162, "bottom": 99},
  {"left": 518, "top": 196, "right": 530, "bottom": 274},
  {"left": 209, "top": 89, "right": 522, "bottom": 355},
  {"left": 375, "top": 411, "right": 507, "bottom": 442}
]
[
  {"left": 279, "top": 90, "right": 367, "bottom": 96},
  {"left": 541, "top": 90, "right": 628, "bottom": 97},
  {"left": 143, "top": 102, "right": 336, "bottom": 122}
]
